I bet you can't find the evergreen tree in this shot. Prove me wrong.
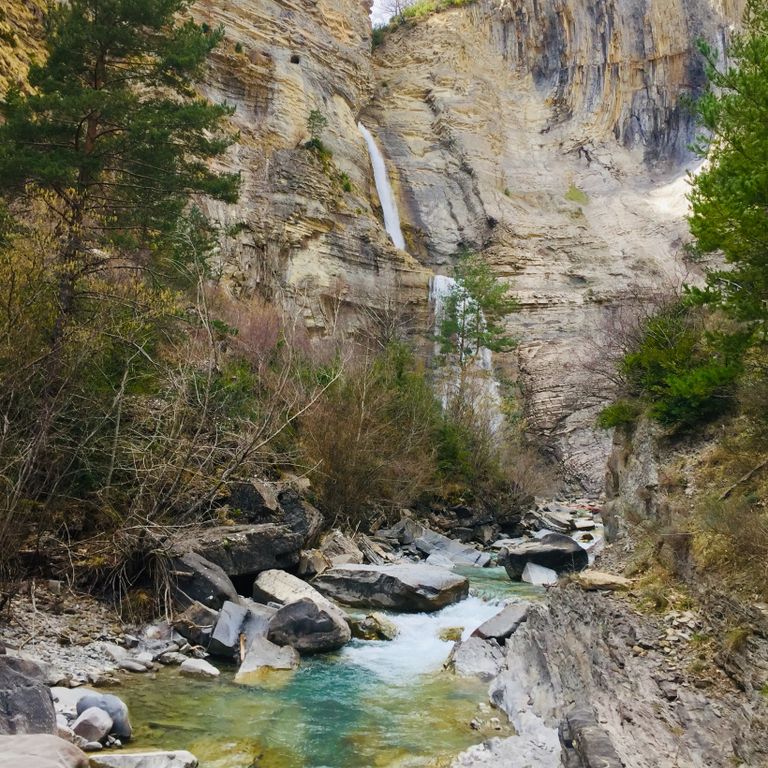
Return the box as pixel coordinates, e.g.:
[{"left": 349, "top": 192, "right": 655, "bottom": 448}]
[
  {"left": 0, "top": 0, "right": 239, "bottom": 347},
  {"left": 688, "top": 0, "right": 768, "bottom": 329},
  {"left": 436, "top": 250, "right": 517, "bottom": 369}
]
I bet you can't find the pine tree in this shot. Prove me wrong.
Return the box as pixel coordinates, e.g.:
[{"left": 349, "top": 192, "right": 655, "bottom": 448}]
[
  {"left": 0, "top": 0, "right": 240, "bottom": 348},
  {"left": 688, "top": 0, "right": 768, "bottom": 328}
]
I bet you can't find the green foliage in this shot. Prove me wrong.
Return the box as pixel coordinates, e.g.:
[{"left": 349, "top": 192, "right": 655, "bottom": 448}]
[
  {"left": 436, "top": 250, "right": 517, "bottom": 369},
  {"left": 307, "top": 109, "right": 328, "bottom": 143},
  {"left": 688, "top": 0, "right": 768, "bottom": 328},
  {"left": 599, "top": 302, "right": 749, "bottom": 430},
  {"left": 565, "top": 183, "right": 589, "bottom": 205},
  {"left": 401, "top": 0, "right": 477, "bottom": 21},
  {"left": 371, "top": 25, "right": 386, "bottom": 49}
]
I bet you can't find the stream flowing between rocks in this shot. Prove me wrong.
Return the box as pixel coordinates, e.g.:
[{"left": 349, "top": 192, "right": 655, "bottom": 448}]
[{"left": 118, "top": 568, "right": 541, "bottom": 768}]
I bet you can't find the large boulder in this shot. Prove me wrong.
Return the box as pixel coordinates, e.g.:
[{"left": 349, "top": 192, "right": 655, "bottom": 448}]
[
  {"left": 234, "top": 636, "right": 299, "bottom": 684},
  {"left": 72, "top": 706, "right": 112, "bottom": 743},
  {"left": 499, "top": 533, "right": 588, "bottom": 580},
  {"left": 312, "top": 564, "right": 469, "bottom": 612},
  {"left": 89, "top": 752, "right": 198, "bottom": 768},
  {"left": 207, "top": 601, "right": 249, "bottom": 659},
  {"left": 179, "top": 659, "right": 219, "bottom": 679},
  {"left": 412, "top": 525, "right": 492, "bottom": 568},
  {"left": 447, "top": 637, "right": 505, "bottom": 681},
  {"left": 174, "top": 524, "right": 303, "bottom": 579},
  {"left": 0, "top": 734, "right": 88, "bottom": 768},
  {"left": 276, "top": 488, "right": 324, "bottom": 548},
  {"left": 75, "top": 693, "right": 131, "bottom": 740},
  {"left": 173, "top": 601, "right": 218, "bottom": 648},
  {"left": 252, "top": 569, "right": 337, "bottom": 612},
  {"left": 0, "top": 658, "right": 55, "bottom": 735},
  {"left": 169, "top": 552, "right": 238, "bottom": 611},
  {"left": 267, "top": 598, "right": 351, "bottom": 654},
  {"left": 472, "top": 603, "right": 530, "bottom": 642}
]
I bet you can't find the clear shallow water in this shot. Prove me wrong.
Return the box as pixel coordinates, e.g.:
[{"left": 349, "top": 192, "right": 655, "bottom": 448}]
[{"left": 120, "top": 568, "right": 541, "bottom": 768}]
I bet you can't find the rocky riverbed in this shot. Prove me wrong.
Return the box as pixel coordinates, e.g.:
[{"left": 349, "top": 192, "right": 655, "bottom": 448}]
[{"left": 1, "top": 499, "right": 767, "bottom": 767}]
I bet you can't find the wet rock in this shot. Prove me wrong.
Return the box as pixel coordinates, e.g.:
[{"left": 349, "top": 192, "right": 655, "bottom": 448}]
[
  {"left": 173, "top": 524, "right": 303, "bottom": 580},
  {"left": 207, "top": 601, "right": 249, "bottom": 659},
  {"left": 439, "top": 627, "right": 464, "bottom": 642},
  {"left": 267, "top": 597, "right": 351, "bottom": 654},
  {"left": 500, "top": 533, "right": 588, "bottom": 580},
  {"left": 472, "top": 603, "right": 529, "bottom": 641},
  {"left": 169, "top": 552, "right": 238, "bottom": 611},
  {"left": 313, "top": 563, "right": 469, "bottom": 612},
  {"left": 75, "top": 692, "right": 131, "bottom": 740},
  {"left": 179, "top": 658, "right": 219, "bottom": 679},
  {"left": 89, "top": 751, "right": 198, "bottom": 768},
  {"left": 0, "top": 734, "right": 88, "bottom": 768},
  {"left": 447, "top": 637, "right": 504, "bottom": 681},
  {"left": 0, "top": 657, "right": 56, "bottom": 735},
  {"left": 172, "top": 601, "right": 218, "bottom": 648},
  {"left": 156, "top": 652, "right": 187, "bottom": 666},
  {"left": 349, "top": 613, "right": 399, "bottom": 641},
  {"left": 72, "top": 707, "right": 112, "bottom": 743},
  {"left": 234, "top": 636, "right": 299, "bottom": 684}
]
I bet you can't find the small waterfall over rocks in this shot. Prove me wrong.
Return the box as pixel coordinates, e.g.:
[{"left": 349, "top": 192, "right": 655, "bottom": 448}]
[{"left": 358, "top": 122, "right": 406, "bottom": 250}]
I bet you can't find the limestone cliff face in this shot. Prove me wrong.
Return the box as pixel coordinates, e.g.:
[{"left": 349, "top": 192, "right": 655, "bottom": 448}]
[
  {"left": 192, "top": 0, "right": 430, "bottom": 333},
  {"left": 365, "top": 0, "right": 743, "bottom": 489}
]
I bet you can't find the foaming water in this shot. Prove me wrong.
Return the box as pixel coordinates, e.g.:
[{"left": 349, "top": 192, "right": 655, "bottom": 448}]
[
  {"left": 119, "top": 569, "right": 536, "bottom": 768},
  {"left": 358, "top": 122, "right": 406, "bottom": 251}
]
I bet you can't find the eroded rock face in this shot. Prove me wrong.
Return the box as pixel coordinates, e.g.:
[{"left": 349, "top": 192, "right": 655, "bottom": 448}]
[
  {"left": 0, "top": 658, "right": 55, "bottom": 736},
  {"left": 0, "top": 735, "right": 88, "bottom": 768}
]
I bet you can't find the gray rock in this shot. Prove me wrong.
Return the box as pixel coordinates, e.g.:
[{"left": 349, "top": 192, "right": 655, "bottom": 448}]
[
  {"left": 499, "top": 533, "right": 588, "bottom": 580},
  {"left": 412, "top": 525, "right": 492, "bottom": 568},
  {"left": 0, "top": 658, "right": 56, "bottom": 735},
  {"left": 560, "top": 707, "right": 623, "bottom": 768},
  {"left": 276, "top": 488, "right": 325, "bottom": 548},
  {"left": 207, "top": 601, "right": 248, "bottom": 659},
  {"left": 118, "top": 660, "right": 148, "bottom": 674},
  {"left": 240, "top": 600, "right": 277, "bottom": 643},
  {"left": 173, "top": 524, "right": 303, "bottom": 579},
  {"left": 267, "top": 597, "right": 351, "bottom": 654},
  {"left": 76, "top": 693, "right": 131, "bottom": 740},
  {"left": 156, "top": 652, "right": 188, "bottom": 666},
  {"left": 297, "top": 549, "right": 332, "bottom": 578},
  {"left": 252, "top": 569, "right": 338, "bottom": 612},
  {"left": 234, "top": 636, "right": 299, "bottom": 684},
  {"left": 425, "top": 553, "right": 455, "bottom": 569},
  {"left": 319, "top": 530, "right": 363, "bottom": 566},
  {"left": 313, "top": 563, "right": 469, "bottom": 612},
  {"left": 472, "top": 603, "right": 530, "bottom": 641},
  {"left": 179, "top": 658, "right": 219, "bottom": 679},
  {"left": 0, "top": 734, "right": 89, "bottom": 768},
  {"left": 170, "top": 552, "right": 238, "bottom": 611},
  {"left": 448, "top": 637, "right": 505, "bottom": 681},
  {"left": 84, "top": 742, "right": 104, "bottom": 751},
  {"left": 72, "top": 707, "right": 112, "bottom": 743},
  {"left": 89, "top": 752, "right": 198, "bottom": 768},
  {"left": 173, "top": 601, "right": 218, "bottom": 648},
  {"left": 350, "top": 612, "right": 399, "bottom": 641}
]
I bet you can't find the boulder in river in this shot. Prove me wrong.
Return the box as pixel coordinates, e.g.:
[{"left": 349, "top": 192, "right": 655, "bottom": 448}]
[
  {"left": 350, "top": 612, "right": 399, "bottom": 641},
  {"left": 0, "top": 657, "right": 56, "bottom": 735},
  {"left": 234, "top": 636, "right": 299, "bottom": 684},
  {"left": 72, "top": 707, "right": 112, "bottom": 743},
  {"left": 169, "top": 552, "right": 238, "bottom": 611},
  {"left": 207, "top": 601, "right": 249, "bottom": 658},
  {"left": 447, "top": 637, "right": 505, "bottom": 681},
  {"left": 472, "top": 603, "right": 530, "bottom": 642},
  {"left": 499, "top": 533, "right": 588, "bottom": 580},
  {"left": 172, "top": 601, "right": 218, "bottom": 648},
  {"left": 267, "top": 597, "right": 351, "bottom": 654},
  {"left": 179, "top": 658, "right": 219, "bottom": 679},
  {"left": 75, "top": 692, "right": 131, "bottom": 740},
  {"left": 0, "top": 734, "right": 88, "bottom": 768},
  {"left": 312, "top": 564, "right": 469, "bottom": 612},
  {"left": 522, "top": 562, "right": 559, "bottom": 586}
]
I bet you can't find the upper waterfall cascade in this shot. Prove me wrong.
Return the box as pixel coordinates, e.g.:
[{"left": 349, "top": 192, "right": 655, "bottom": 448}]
[{"left": 358, "top": 122, "right": 406, "bottom": 251}]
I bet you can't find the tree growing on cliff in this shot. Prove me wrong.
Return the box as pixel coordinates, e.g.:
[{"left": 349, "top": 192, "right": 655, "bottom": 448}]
[
  {"left": 688, "top": 0, "right": 768, "bottom": 329},
  {"left": 435, "top": 250, "right": 518, "bottom": 370}
]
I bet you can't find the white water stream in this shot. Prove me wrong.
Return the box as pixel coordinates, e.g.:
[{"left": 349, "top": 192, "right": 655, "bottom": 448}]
[{"left": 358, "top": 122, "right": 406, "bottom": 250}]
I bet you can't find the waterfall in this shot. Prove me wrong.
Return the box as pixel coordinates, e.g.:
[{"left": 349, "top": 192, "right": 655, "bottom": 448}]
[
  {"left": 358, "top": 122, "right": 406, "bottom": 251},
  {"left": 430, "top": 274, "right": 504, "bottom": 433}
]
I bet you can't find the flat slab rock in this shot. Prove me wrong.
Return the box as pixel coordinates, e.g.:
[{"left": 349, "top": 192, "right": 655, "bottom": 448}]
[
  {"left": 0, "top": 734, "right": 88, "bottom": 768},
  {"left": 89, "top": 752, "right": 199, "bottom": 768},
  {"left": 448, "top": 636, "right": 505, "bottom": 681},
  {"left": 313, "top": 563, "right": 469, "bottom": 612},
  {"left": 472, "top": 603, "right": 530, "bottom": 641},
  {"left": 234, "top": 636, "right": 299, "bottom": 684}
]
